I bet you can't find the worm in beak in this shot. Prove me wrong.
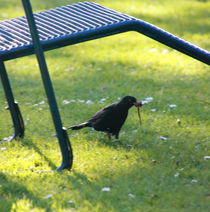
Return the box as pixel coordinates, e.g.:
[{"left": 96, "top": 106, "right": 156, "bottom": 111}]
[{"left": 133, "top": 101, "right": 143, "bottom": 125}]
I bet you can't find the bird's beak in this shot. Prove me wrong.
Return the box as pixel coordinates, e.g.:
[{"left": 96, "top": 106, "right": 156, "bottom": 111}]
[{"left": 133, "top": 101, "right": 143, "bottom": 107}]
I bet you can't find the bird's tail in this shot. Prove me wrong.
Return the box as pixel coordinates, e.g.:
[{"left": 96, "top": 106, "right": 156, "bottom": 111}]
[{"left": 67, "top": 122, "right": 90, "bottom": 130}]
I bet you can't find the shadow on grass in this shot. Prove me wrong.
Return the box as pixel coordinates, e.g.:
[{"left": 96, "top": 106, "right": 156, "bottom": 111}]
[
  {"left": 20, "top": 138, "right": 57, "bottom": 170},
  {"left": 0, "top": 140, "right": 208, "bottom": 211},
  {"left": 0, "top": 172, "right": 52, "bottom": 211},
  {"left": 64, "top": 164, "right": 208, "bottom": 211},
  {"left": 65, "top": 170, "right": 152, "bottom": 211}
]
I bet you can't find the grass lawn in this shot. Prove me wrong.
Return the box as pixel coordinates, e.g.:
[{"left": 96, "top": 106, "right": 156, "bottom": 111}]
[{"left": 0, "top": 0, "right": 210, "bottom": 211}]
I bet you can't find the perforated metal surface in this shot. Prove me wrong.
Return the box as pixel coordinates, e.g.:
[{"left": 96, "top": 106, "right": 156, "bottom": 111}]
[
  {"left": 0, "top": 1, "right": 209, "bottom": 64},
  {"left": 0, "top": 2, "right": 135, "bottom": 53}
]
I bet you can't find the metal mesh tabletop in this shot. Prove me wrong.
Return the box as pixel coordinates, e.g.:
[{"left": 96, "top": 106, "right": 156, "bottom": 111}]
[
  {"left": 0, "top": 2, "right": 136, "bottom": 60},
  {"left": 0, "top": 1, "right": 209, "bottom": 64}
]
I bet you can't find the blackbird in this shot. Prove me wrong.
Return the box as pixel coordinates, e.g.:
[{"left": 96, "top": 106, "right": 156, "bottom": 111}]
[{"left": 68, "top": 96, "right": 142, "bottom": 139}]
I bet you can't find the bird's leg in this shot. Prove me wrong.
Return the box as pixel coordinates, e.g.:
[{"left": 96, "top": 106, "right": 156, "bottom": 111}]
[
  {"left": 107, "top": 133, "right": 112, "bottom": 141},
  {"left": 115, "top": 132, "right": 119, "bottom": 140}
]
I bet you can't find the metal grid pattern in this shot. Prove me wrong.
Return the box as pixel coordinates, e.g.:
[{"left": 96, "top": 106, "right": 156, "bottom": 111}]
[{"left": 0, "top": 2, "right": 135, "bottom": 52}]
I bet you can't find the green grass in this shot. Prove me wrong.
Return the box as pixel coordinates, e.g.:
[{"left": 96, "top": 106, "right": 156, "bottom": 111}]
[{"left": 0, "top": 0, "right": 210, "bottom": 211}]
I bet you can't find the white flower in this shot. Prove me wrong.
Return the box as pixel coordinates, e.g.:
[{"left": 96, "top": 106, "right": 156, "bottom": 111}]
[
  {"left": 1, "top": 147, "right": 7, "bottom": 151},
  {"left": 128, "top": 193, "right": 136, "bottom": 198},
  {"left": 86, "top": 100, "right": 94, "bottom": 104},
  {"left": 142, "top": 97, "right": 154, "bottom": 105},
  {"left": 162, "top": 49, "right": 169, "bottom": 54},
  {"left": 204, "top": 156, "right": 210, "bottom": 160},
  {"left": 98, "top": 98, "right": 107, "bottom": 103},
  {"left": 168, "top": 104, "right": 177, "bottom": 108},
  {"left": 78, "top": 99, "right": 85, "bottom": 103},
  {"left": 62, "top": 100, "right": 71, "bottom": 104},
  {"left": 67, "top": 200, "right": 74, "bottom": 204},
  {"left": 62, "top": 100, "right": 76, "bottom": 104},
  {"left": 145, "top": 97, "right": 154, "bottom": 102},
  {"left": 191, "top": 179, "right": 198, "bottom": 183},
  {"left": 159, "top": 136, "right": 168, "bottom": 141},
  {"left": 44, "top": 194, "right": 53, "bottom": 199},
  {"left": 142, "top": 100, "right": 149, "bottom": 104},
  {"left": 149, "top": 48, "right": 157, "bottom": 52},
  {"left": 1, "top": 136, "right": 12, "bottom": 142},
  {"left": 39, "top": 101, "right": 45, "bottom": 105},
  {"left": 34, "top": 100, "right": 45, "bottom": 106},
  {"left": 101, "top": 187, "right": 111, "bottom": 192},
  {"left": 151, "top": 108, "right": 157, "bottom": 112},
  {"left": 174, "top": 172, "right": 180, "bottom": 178}
]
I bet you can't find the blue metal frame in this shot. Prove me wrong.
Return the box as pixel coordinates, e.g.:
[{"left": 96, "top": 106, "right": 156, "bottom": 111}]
[
  {"left": 1, "top": 19, "right": 209, "bottom": 64},
  {"left": 0, "top": 62, "right": 24, "bottom": 140},
  {"left": 21, "top": 0, "right": 73, "bottom": 171}
]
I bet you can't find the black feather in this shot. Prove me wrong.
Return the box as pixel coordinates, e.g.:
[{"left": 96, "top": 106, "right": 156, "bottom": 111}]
[{"left": 68, "top": 96, "right": 141, "bottom": 139}]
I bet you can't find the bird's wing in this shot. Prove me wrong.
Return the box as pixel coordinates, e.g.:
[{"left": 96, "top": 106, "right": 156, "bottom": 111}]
[{"left": 88, "top": 103, "right": 116, "bottom": 122}]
